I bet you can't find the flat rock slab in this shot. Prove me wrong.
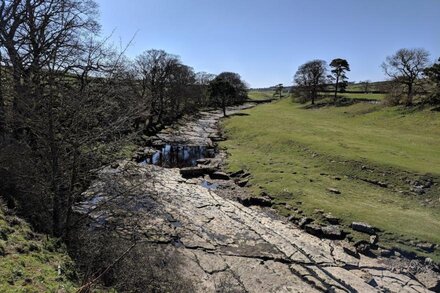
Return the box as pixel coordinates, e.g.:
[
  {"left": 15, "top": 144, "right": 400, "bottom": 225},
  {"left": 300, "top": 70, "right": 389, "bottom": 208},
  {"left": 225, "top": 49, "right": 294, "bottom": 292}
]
[{"left": 75, "top": 161, "right": 436, "bottom": 293}]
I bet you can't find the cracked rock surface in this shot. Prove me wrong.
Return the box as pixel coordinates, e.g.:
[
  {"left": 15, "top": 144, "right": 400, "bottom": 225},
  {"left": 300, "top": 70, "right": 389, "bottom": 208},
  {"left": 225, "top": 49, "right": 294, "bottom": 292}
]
[{"left": 75, "top": 162, "right": 437, "bottom": 292}]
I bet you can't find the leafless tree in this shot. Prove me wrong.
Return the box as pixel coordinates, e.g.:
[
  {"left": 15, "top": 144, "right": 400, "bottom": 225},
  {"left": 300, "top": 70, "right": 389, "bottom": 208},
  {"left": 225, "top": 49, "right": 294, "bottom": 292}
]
[
  {"left": 361, "top": 80, "right": 371, "bottom": 93},
  {"left": 0, "top": 0, "right": 143, "bottom": 236},
  {"left": 293, "top": 60, "right": 327, "bottom": 105},
  {"left": 382, "top": 48, "right": 430, "bottom": 105}
]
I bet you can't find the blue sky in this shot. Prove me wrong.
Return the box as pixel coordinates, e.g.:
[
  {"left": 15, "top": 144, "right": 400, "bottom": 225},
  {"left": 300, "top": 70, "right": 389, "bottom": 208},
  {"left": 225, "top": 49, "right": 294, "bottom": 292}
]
[{"left": 95, "top": 0, "right": 440, "bottom": 88}]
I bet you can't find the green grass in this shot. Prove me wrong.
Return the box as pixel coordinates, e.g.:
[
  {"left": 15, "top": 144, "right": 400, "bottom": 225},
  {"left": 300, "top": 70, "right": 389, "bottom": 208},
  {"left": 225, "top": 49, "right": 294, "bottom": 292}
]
[
  {"left": 339, "top": 92, "right": 385, "bottom": 100},
  {"left": 221, "top": 98, "right": 440, "bottom": 260},
  {"left": 0, "top": 204, "right": 78, "bottom": 292},
  {"left": 248, "top": 90, "right": 276, "bottom": 100},
  {"left": 318, "top": 92, "right": 385, "bottom": 100}
]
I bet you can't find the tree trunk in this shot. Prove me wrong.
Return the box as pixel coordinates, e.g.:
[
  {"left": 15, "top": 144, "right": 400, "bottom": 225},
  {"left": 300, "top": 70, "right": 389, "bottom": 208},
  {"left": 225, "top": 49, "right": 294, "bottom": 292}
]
[
  {"left": 0, "top": 54, "right": 5, "bottom": 140},
  {"left": 334, "top": 75, "right": 339, "bottom": 103},
  {"left": 222, "top": 97, "right": 227, "bottom": 117},
  {"left": 64, "top": 146, "right": 79, "bottom": 239},
  {"left": 406, "top": 83, "right": 413, "bottom": 106},
  {"left": 47, "top": 78, "right": 62, "bottom": 237}
]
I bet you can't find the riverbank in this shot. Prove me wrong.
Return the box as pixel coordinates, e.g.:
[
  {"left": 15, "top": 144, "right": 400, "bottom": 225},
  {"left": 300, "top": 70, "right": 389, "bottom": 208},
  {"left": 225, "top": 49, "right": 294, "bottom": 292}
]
[
  {"left": 221, "top": 98, "right": 440, "bottom": 263},
  {"left": 72, "top": 103, "right": 440, "bottom": 292}
]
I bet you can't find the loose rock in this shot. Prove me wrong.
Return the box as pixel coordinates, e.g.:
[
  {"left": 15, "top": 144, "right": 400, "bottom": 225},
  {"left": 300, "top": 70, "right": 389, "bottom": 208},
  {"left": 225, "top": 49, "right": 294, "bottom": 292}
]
[{"left": 351, "top": 222, "right": 376, "bottom": 235}]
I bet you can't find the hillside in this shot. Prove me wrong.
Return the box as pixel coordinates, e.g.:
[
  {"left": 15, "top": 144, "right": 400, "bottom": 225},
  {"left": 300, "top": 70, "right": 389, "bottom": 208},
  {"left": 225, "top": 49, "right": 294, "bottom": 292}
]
[
  {"left": 0, "top": 201, "right": 77, "bottom": 292},
  {"left": 221, "top": 97, "right": 440, "bottom": 261}
]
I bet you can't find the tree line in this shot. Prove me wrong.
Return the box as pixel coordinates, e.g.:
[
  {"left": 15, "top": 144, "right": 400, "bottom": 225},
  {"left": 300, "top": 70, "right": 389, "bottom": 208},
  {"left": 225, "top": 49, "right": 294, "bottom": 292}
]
[
  {"left": 0, "top": 0, "right": 247, "bottom": 237},
  {"left": 292, "top": 48, "right": 440, "bottom": 106}
]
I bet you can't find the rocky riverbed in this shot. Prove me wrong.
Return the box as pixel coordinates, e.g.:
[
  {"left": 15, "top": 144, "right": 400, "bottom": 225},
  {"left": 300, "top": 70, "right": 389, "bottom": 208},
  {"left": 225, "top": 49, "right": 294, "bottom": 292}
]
[{"left": 74, "top": 105, "right": 440, "bottom": 292}]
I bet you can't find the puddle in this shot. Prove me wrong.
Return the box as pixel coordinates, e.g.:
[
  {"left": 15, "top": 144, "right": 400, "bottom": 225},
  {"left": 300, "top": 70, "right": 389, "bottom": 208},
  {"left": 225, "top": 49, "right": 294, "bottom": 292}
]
[
  {"left": 144, "top": 144, "right": 215, "bottom": 168},
  {"left": 201, "top": 180, "right": 219, "bottom": 190}
]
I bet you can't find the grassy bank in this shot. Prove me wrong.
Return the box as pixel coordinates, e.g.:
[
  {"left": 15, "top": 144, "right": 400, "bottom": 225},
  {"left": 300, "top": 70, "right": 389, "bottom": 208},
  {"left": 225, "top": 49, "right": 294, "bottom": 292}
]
[
  {"left": 0, "top": 203, "right": 77, "bottom": 292},
  {"left": 221, "top": 98, "right": 440, "bottom": 260}
]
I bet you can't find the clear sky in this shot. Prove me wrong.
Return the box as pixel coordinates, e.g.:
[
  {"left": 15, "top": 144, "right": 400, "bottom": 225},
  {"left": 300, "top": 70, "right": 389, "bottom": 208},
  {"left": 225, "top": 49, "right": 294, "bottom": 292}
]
[{"left": 95, "top": 0, "right": 440, "bottom": 88}]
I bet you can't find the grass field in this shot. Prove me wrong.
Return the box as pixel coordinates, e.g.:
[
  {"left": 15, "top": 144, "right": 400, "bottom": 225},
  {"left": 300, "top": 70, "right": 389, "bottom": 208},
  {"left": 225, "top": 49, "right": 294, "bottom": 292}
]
[
  {"left": 248, "top": 90, "right": 276, "bottom": 100},
  {"left": 339, "top": 92, "right": 385, "bottom": 100},
  {"left": 0, "top": 205, "right": 77, "bottom": 292},
  {"left": 221, "top": 97, "right": 440, "bottom": 260}
]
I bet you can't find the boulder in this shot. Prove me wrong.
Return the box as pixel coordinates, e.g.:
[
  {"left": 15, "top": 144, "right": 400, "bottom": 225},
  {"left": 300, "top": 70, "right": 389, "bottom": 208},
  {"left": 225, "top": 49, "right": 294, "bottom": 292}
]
[
  {"left": 354, "top": 240, "right": 373, "bottom": 256},
  {"left": 369, "top": 235, "right": 378, "bottom": 245},
  {"left": 416, "top": 242, "right": 435, "bottom": 252},
  {"left": 304, "top": 223, "right": 322, "bottom": 237},
  {"left": 351, "top": 222, "right": 376, "bottom": 235},
  {"left": 238, "top": 195, "right": 272, "bottom": 207},
  {"left": 236, "top": 179, "right": 249, "bottom": 187},
  {"left": 379, "top": 249, "right": 393, "bottom": 258},
  {"left": 324, "top": 214, "right": 341, "bottom": 225},
  {"left": 229, "top": 169, "right": 245, "bottom": 177},
  {"left": 298, "top": 217, "right": 313, "bottom": 228},
  {"left": 209, "top": 171, "right": 230, "bottom": 180},
  {"left": 321, "top": 225, "right": 344, "bottom": 240},
  {"left": 196, "top": 158, "right": 210, "bottom": 165}
]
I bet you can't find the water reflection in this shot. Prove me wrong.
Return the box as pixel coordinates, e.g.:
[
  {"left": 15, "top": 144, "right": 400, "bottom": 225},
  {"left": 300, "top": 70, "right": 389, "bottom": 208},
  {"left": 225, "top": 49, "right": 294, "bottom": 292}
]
[
  {"left": 145, "top": 144, "right": 214, "bottom": 168},
  {"left": 201, "top": 180, "right": 219, "bottom": 190}
]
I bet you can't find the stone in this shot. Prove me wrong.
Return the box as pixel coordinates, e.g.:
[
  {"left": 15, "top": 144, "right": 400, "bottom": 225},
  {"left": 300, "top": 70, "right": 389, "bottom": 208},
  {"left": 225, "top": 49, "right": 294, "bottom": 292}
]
[
  {"left": 209, "top": 171, "right": 230, "bottom": 180},
  {"left": 351, "top": 222, "right": 376, "bottom": 235},
  {"left": 298, "top": 217, "right": 313, "bottom": 228},
  {"left": 196, "top": 158, "right": 210, "bottom": 165},
  {"left": 354, "top": 240, "right": 372, "bottom": 256},
  {"left": 369, "top": 235, "right": 378, "bottom": 245},
  {"left": 321, "top": 225, "right": 344, "bottom": 240},
  {"left": 238, "top": 195, "right": 272, "bottom": 207},
  {"left": 326, "top": 188, "right": 341, "bottom": 194},
  {"left": 366, "top": 277, "right": 378, "bottom": 287},
  {"left": 416, "top": 242, "right": 435, "bottom": 252},
  {"left": 342, "top": 243, "right": 360, "bottom": 259},
  {"left": 229, "top": 169, "right": 245, "bottom": 177},
  {"left": 324, "top": 214, "right": 340, "bottom": 225},
  {"left": 236, "top": 179, "right": 249, "bottom": 187},
  {"left": 287, "top": 214, "right": 301, "bottom": 222},
  {"left": 304, "top": 223, "right": 322, "bottom": 237},
  {"left": 380, "top": 249, "right": 393, "bottom": 258},
  {"left": 110, "top": 163, "right": 119, "bottom": 169}
]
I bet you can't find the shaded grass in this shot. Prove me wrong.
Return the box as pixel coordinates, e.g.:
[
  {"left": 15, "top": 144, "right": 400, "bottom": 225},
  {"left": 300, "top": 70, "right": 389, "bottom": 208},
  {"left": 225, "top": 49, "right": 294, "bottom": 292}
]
[
  {"left": 221, "top": 98, "right": 440, "bottom": 260},
  {"left": 0, "top": 204, "right": 77, "bottom": 292}
]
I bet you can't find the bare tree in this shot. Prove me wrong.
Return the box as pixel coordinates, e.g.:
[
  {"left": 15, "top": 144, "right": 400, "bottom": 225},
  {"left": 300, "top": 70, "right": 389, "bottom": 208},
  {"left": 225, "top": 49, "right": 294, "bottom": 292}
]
[
  {"left": 134, "top": 49, "right": 180, "bottom": 127},
  {"left": 361, "top": 80, "right": 371, "bottom": 93},
  {"left": 382, "top": 48, "right": 430, "bottom": 105},
  {"left": 293, "top": 60, "right": 327, "bottom": 105}
]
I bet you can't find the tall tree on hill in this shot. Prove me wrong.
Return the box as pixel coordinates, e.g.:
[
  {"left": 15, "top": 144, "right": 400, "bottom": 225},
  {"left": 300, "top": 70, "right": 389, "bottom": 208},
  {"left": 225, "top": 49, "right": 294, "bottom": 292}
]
[
  {"left": 208, "top": 72, "right": 248, "bottom": 116},
  {"left": 382, "top": 48, "right": 430, "bottom": 106},
  {"left": 329, "top": 58, "right": 350, "bottom": 103},
  {"left": 293, "top": 60, "right": 327, "bottom": 105}
]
